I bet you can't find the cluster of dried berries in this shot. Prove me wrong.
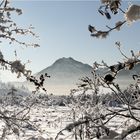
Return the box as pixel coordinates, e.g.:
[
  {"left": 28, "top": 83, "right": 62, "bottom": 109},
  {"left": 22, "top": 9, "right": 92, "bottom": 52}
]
[
  {"left": 99, "top": 0, "right": 121, "bottom": 19},
  {"left": 27, "top": 73, "right": 50, "bottom": 93},
  {"left": 104, "top": 74, "right": 115, "bottom": 84},
  {"left": 131, "top": 91, "right": 140, "bottom": 100},
  {"left": 109, "top": 63, "right": 125, "bottom": 73}
]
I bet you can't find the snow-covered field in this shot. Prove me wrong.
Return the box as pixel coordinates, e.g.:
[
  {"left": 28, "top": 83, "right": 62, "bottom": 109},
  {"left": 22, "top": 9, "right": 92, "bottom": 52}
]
[
  {"left": 0, "top": 104, "right": 72, "bottom": 140},
  {"left": 0, "top": 84, "right": 139, "bottom": 140},
  {"left": 0, "top": 104, "right": 135, "bottom": 140}
]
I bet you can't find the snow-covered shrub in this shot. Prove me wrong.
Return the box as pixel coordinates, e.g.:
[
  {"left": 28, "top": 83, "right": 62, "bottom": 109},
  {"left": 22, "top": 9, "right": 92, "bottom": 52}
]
[
  {"left": 0, "top": 0, "right": 47, "bottom": 139},
  {"left": 55, "top": 1, "right": 140, "bottom": 139},
  {"left": 56, "top": 44, "right": 140, "bottom": 140},
  {"left": 11, "top": 60, "right": 25, "bottom": 77}
]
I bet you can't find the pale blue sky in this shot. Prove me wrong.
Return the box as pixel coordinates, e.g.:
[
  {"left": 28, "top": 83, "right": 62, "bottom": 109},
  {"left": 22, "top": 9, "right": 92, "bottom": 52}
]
[{"left": 0, "top": 1, "right": 140, "bottom": 81}]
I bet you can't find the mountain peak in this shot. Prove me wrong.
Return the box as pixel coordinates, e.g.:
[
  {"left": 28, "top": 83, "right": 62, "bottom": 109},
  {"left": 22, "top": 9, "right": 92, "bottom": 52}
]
[
  {"left": 35, "top": 57, "right": 93, "bottom": 94},
  {"left": 54, "top": 57, "right": 75, "bottom": 63},
  {"left": 37, "top": 57, "right": 92, "bottom": 78}
]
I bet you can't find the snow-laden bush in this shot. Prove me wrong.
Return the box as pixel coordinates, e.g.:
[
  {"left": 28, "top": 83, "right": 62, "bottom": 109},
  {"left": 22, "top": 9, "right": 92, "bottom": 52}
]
[
  {"left": 0, "top": 0, "right": 47, "bottom": 139},
  {"left": 57, "top": 1, "right": 140, "bottom": 138}
]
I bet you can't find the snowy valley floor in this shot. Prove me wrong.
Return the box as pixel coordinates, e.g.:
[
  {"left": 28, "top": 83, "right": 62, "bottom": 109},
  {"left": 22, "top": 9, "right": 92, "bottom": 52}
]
[{"left": 0, "top": 104, "right": 137, "bottom": 140}]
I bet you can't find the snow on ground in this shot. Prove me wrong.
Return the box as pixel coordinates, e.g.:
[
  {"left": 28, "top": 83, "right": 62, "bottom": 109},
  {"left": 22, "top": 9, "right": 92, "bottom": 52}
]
[
  {"left": 0, "top": 103, "right": 135, "bottom": 140},
  {"left": 0, "top": 83, "right": 137, "bottom": 140},
  {"left": 0, "top": 104, "right": 74, "bottom": 140}
]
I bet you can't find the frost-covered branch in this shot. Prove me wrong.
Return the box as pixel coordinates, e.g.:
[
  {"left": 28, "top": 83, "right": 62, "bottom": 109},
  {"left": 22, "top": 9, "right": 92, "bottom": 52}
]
[
  {"left": 57, "top": 41, "right": 140, "bottom": 139},
  {"left": 0, "top": 54, "right": 49, "bottom": 93},
  {"left": 89, "top": 0, "right": 140, "bottom": 38},
  {"left": 88, "top": 20, "right": 126, "bottom": 38},
  {"left": 0, "top": 0, "right": 49, "bottom": 139},
  {"left": 0, "top": 0, "right": 40, "bottom": 47},
  {"left": 0, "top": 0, "right": 49, "bottom": 93},
  {"left": 115, "top": 124, "right": 140, "bottom": 139},
  {"left": 0, "top": 97, "right": 38, "bottom": 139}
]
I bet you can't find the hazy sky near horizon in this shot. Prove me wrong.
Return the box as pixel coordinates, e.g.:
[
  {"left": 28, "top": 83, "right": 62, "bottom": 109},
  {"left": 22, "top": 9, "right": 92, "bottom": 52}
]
[{"left": 0, "top": 0, "right": 140, "bottom": 82}]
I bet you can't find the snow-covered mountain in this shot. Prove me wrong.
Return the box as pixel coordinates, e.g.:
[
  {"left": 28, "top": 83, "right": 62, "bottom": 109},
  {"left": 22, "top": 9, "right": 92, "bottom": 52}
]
[
  {"left": 37, "top": 57, "right": 92, "bottom": 83},
  {"left": 11, "top": 57, "right": 140, "bottom": 95},
  {"left": 34, "top": 57, "right": 93, "bottom": 94}
]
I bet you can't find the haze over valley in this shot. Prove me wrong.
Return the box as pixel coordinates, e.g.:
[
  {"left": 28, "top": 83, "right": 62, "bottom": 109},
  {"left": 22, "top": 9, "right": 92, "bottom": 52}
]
[{"left": 8, "top": 57, "right": 140, "bottom": 95}]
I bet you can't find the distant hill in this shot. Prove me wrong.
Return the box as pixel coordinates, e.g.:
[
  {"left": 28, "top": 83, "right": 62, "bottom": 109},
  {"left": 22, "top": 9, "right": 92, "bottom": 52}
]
[
  {"left": 32, "top": 57, "right": 93, "bottom": 94},
  {"left": 37, "top": 57, "right": 92, "bottom": 83},
  {"left": 16, "top": 58, "right": 140, "bottom": 95}
]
